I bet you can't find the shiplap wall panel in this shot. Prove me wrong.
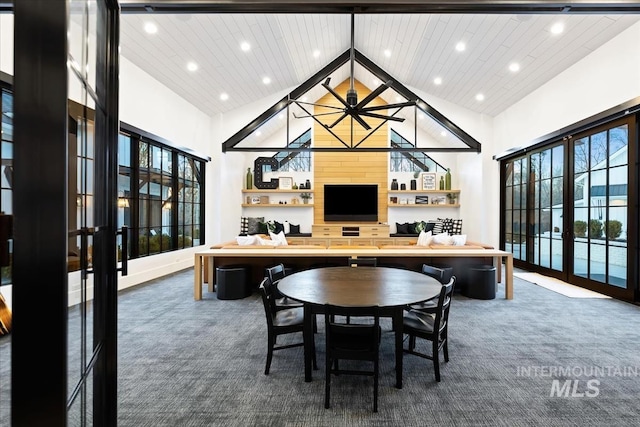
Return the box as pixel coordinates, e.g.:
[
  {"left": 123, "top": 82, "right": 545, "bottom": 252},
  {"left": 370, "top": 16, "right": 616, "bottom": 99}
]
[{"left": 313, "top": 79, "right": 389, "bottom": 225}]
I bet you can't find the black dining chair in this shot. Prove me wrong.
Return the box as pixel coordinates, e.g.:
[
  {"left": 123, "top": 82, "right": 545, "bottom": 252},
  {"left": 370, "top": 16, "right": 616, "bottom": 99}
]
[
  {"left": 259, "top": 277, "right": 316, "bottom": 375},
  {"left": 266, "top": 263, "right": 303, "bottom": 309},
  {"left": 405, "top": 264, "right": 448, "bottom": 314},
  {"left": 324, "top": 304, "right": 382, "bottom": 412},
  {"left": 347, "top": 257, "right": 377, "bottom": 267},
  {"left": 403, "top": 276, "right": 456, "bottom": 382}
]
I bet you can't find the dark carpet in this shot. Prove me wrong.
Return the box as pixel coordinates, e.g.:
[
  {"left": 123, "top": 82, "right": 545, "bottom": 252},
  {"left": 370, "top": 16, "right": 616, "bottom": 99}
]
[{"left": 2, "top": 267, "right": 640, "bottom": 426}]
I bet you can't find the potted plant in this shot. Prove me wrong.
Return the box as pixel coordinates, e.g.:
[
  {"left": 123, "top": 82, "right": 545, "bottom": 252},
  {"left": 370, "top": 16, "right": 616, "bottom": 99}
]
[
  {"left": 446, "top": 193, "right": 457, "bottom": 204},
  {"left": 300, "top": 192, "right": 312, "bottom": 204}
]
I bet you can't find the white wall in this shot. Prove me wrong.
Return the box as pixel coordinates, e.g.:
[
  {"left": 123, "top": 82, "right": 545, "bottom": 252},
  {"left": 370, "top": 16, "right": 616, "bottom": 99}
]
[
  {"left": 0, "top": 15, "right": 13, "bottom": 75},
  {"left": 488, "top": 20, "right": 640, "bottom": 249}
]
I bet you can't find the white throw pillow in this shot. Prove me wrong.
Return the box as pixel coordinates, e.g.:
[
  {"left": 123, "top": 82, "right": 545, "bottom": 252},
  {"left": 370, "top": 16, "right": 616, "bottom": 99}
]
[
  {"left": 269, "top": 230, "right": 288, "bottom": 246},
  {"left": 258, "top": 236, "right": 279, "bottom": 246},
  {"left": 416, "top": 230, "right": 433, "bottom": 246},
  {"left": 451, "top": 234, "right": 467, "bottom": 246},
  {"left": 432, "top": 232, "right": 454, "bottom": 246},
  {"left": 236, "top": 235, "right": 258, "bottom": 246}
]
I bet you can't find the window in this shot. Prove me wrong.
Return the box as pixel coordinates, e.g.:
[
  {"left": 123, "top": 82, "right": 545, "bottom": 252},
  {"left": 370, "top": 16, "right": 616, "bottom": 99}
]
[
  {"left": 118, "top": 126, "right": 206, "bottom": 259},
  {"left": 389, "top": 129, "right": 446, "bottom": 173}
]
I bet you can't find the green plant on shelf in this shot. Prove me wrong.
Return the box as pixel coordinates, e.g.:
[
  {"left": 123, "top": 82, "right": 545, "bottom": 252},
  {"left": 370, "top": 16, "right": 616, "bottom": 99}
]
[
  {"left": 446, "top": 193, "right": 457, "bottom": 204},
  {"left": 300, "top": 192, "right": 312, "bottom": 204}
]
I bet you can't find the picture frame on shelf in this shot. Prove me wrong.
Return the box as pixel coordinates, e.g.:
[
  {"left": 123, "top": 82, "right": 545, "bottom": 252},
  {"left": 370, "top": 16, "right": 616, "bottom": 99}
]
[
  {"left": 421, "top": 172, "right": 437, "bottom": 190},
  {"left": 278, "top": 176, "right": 293, "bottom": 190}
]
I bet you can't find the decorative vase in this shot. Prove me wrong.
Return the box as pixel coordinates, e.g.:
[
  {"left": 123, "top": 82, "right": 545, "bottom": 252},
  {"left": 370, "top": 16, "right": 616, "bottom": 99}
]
[
  {"left": 305, "top": 179, "right": 311, "bottom": 189},
  {"left": 445, "top": 168, "right": 451, "bottom": 190},
  {"left": 439, "top": 176, "right": 445, "bottom": 190},
  {"left": 410, "top": 179, "right": 417, "bottom": 190},
  {"left": 391, "top": 179, "right": 398, "bottom": 190},
  {"left": 246, "top": 168, "right": 253, "bottom": 190},
  {"left": 400, "top": 183, "right": 406, "bottom": 190}
]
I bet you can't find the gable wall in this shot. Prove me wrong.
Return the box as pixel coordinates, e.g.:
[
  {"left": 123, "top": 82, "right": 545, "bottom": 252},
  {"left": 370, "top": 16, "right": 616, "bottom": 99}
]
[{"left": 313, "top": 79, "right": 389, "bottom": 225}]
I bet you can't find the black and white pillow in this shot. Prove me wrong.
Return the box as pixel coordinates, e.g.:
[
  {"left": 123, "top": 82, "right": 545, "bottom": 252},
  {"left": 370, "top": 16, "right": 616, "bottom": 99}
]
[
  {"left": 450, "top": 219, "right": 463, "bottom": 235},
  {"left": 240, "top": 217, "right": 249, "bottom": 235},
  {"left": 429, "top": 219, "right": 444, "bottom": 235}
]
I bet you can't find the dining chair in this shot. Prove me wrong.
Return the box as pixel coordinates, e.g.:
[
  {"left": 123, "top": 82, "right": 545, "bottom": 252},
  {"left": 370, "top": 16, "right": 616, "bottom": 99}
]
[
  {"left": 259, "top": 277, "right": 316, "bottom": 375},
  {"left": 347, "top": 257, "right": 377, "bottom": 267},
  {"left": 405, "top": 264, "right": 448, "bottom": 314},
  {"left": 402, "top": 276, "right": 456, "bottom": 382},
  {"left": 266, "top": 263, "right": 303, "bottom": 309},
  {"left": 324, "top": 304, "right": 382, "bottom": 413}
]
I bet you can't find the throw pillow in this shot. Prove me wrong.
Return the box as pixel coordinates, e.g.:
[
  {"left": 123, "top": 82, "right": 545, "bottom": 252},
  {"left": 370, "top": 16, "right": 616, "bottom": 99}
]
[
  {"left": 429, "top": 219, "right": 444, "bottom": 235},
  {"left": 432, "top": 232, "right": 454, "bottom": 246},
  {"left": 451, "top": 234, "right": 467, "bottom": 246},
  {"left": 240, "top": 217, "right": 249, "bottom": 234},
  {"left": 236, "top": 235, "right": 258, "bottom": 246},
  {"left": 416, "top": 230, "right": 433, "bottom": 246},
  {"left": 407, "top": 222, "right": 418, "bottom": 234},
  {"left": 396, "top": 222, "right": 409, "bottom": 234},
  {"left": 424, "top": 222, "right": 435, "bottom": 233},
  {"left": 441, "top": 218, "right": 454, "bottom": 235},
  {"left": 258, "top": 236, "right": 279, "bottom": 246},
  {"left": 273, "top": 221, "right": 285, "bottom": 234},
  {"left": 450, "top": 219, "right": 463, "bottom": 235},
  {"left": 247, "top": 217, "right": 265, "bottom": 235},
  {"left": 269, "top": 230, "right": 288, "bottom": 246},
  {"left": 288, "top": 223, "right": 300, "bottom": 234}
]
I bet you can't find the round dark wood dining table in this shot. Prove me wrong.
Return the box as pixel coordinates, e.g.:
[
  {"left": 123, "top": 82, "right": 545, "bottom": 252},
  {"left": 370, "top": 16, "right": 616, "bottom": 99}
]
[{"left": 277, "top": 266, "right": 442, "bottom": 388}]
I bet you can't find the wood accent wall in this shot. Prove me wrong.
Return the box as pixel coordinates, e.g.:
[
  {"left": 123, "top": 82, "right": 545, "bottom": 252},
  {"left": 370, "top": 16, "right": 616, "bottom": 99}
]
[{"left": 313, "top": 79, "right": 388, "bottom": 225}]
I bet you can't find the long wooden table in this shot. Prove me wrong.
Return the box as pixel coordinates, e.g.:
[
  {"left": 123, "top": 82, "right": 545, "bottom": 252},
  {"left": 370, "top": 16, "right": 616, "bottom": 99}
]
[{"left": 193, "top": 246, "right": 514, "bottom": 300}]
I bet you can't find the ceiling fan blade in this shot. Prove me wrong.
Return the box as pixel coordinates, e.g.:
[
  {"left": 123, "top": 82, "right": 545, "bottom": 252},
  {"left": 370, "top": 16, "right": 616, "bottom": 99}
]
[
  {"left": 358, "top": 111, "right": 406, "bottom": 122},
  {"left": 294, "top": 100, "right": 344, "bottom": 110},
  {"left": 326, "top": 112, "right": 349, "bottom": 128},
  {"left": 355, "top": 80, "right": 392, "bottom": 109},
  {"left": 349, "top": 112, "right": 372, "bottom": 130},
  {"left": 292, "top": 111, "right": 348, "bottom": 119},
  {"left": 359, "top": 101, "right": 416, "bottom": 112},
  {"left": 322, "top": 82, "right": 351, "bottom": 109}
]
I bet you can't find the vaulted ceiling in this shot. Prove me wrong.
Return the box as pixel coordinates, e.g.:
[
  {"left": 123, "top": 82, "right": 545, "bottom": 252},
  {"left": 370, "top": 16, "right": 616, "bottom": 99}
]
[{"left": 118, "top": 11, "right": 640, "bottom": 119}]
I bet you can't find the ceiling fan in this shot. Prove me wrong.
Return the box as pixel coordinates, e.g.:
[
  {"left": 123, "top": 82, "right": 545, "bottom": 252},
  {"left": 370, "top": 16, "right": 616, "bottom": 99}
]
[{"left": 293, "top": 14, "right": 415, "bottom": 131}]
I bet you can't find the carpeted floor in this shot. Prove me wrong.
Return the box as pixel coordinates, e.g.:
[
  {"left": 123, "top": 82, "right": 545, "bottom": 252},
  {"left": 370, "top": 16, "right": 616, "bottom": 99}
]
[{"left": 2, "top": 267, "right": 640, "bottom": 426}]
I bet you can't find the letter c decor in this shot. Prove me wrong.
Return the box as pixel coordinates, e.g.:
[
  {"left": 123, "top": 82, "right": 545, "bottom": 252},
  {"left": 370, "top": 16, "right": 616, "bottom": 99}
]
[{"left": 253, "top": 157, "right": 279, "bottom": 189}]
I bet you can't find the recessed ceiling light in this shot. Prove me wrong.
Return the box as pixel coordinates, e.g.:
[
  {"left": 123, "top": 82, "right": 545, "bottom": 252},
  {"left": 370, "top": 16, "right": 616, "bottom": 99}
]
[
  {"left": 220, "top": 93, "right": 229, "bottom": 101},
  {"left": 144, "top": 22, "right": 158, "bottom": 34},
  {"left": 262, "top": 76, "right": 271, "bottom": 85},
  {"left": 372, "top": 79, "right": 379, "bottom": 86},
  {"left": 301, "top": 96, "right": 308, "bottom": 102},
  {"left": 278, "top": 113, "right": 284, "bottom": 120},
  {"left": 475, "top": 93, "right": 485, "bottom": 102},
  {"left": 550, "top": 22, "right": 564, "bottom": 35},
  {"left": 396, "top": 96, "right": 403, "bottom": 102},
  {"left": 313, "top": 49, "right": 321, "bottom": 58},
  {"left": 384, "top": 49, "right": 391, "bottom": 58},
  {"left": 440, "top": 131, "right": 447, "bottom": 137},
  {"left": 434, "top": 77, "right": 442, "bottom": 85},
  {"left": 240, "top": 41, "right": 251, "bottom": 52},
  {"left": 256, "top": 131, "right": 262, "bottom": 137},
  {"left": 509, "top": 62, "right": 521, "bottom": 73},
  {"left": 455, "top": 41, "right": 466, "bottom": 52},
  {"left": 186, "top": 62, "right": 198, "bottom": 72}
]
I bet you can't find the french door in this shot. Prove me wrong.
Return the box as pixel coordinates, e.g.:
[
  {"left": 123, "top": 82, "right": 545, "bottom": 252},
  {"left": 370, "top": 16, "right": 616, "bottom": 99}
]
[
  {"left": 12, "top": 0, "right": 120, "bottom": 425},
  {"left": 503, "top": 115, "right": 635, "bottom": 301}
]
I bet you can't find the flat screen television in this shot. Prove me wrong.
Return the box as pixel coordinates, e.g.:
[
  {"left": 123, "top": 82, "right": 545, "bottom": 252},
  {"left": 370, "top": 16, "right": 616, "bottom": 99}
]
[{"left": 324, "top": 184, "right": 378, "bottom": 222}]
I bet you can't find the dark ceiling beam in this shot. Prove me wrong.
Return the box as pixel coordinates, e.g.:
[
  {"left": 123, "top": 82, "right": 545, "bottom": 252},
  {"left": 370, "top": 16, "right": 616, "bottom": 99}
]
[
  {"left": 355, "top": 49, "right": 481, "bottom": 153},
  {"left": 222, "top": 146, "right": 474, "bottom": 153},
  {"left": 221, "top": 51, "right": 349, "bottom": 152},
  {"left": 119, "top": 1, "right": 640, "bottom": 14}
]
